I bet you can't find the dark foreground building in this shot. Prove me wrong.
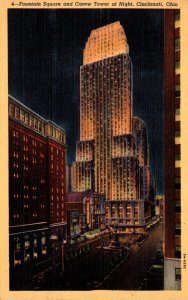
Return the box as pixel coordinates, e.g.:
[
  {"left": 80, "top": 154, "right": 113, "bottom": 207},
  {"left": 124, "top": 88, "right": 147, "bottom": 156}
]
[
  {"left": 164, "top": 10, "right": 181, "bottom": 290},
  {"left": 9, "top": 95, "right": 67, "bottom": 289}
]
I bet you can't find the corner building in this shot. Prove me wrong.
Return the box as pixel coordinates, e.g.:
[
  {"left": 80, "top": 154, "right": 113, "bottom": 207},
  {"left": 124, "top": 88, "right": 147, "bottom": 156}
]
[
  {"left": 72, "top": 22, "right": 155, "bottom": 233},
  {"left": 9, "top": 95, "right": 67, "bottom": 288}
]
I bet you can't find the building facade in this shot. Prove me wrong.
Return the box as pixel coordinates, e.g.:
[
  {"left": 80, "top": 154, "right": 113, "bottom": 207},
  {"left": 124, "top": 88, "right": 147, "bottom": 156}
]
[
  {"left": 72, "top": 22, "right": 155, "bottom": 233},
  {"left": 164, "top": 10, "right": 181, "bottom": 290},
  {"left": 66, "top": 190, "right": 105, "bottom": 237},
  {"left": 9, "top": 95, "right": 67, "bottom": 288},
  {"left": 155, "top": 194, "right": 164, "bottom": 217}
]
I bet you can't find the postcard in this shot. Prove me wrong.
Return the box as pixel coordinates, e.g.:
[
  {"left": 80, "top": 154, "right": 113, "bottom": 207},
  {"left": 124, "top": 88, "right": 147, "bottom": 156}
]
[{"left": 0, "top": 0, "right": 188, "bottom": 299}]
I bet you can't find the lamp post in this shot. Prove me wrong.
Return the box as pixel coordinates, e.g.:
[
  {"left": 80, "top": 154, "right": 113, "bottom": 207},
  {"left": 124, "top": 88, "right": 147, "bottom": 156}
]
[
  {"left": 61, "top": 239, "right": 67, "bottom": 272},
  {"left": 50, "top": 234, "right": 58, "bottom": 278}
]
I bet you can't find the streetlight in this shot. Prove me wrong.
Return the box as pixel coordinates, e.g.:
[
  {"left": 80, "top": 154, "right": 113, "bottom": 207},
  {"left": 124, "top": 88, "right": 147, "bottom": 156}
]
[
  {"left": 50, "top": 234, "right": 58, "bottom": 277},
  {"left": 61, "top": 239, "right": 67, "bottom": 272}
]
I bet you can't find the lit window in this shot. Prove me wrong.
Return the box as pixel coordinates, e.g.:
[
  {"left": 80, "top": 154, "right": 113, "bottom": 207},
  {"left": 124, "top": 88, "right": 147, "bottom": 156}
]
[
  {"left": 38, "top": 121, "right": 42, "bottom": 132},
  {"left": 175, "top": 200, "right": 181, "bottom": 213},
  {"left": 25, "top": 113, "right": 29, "bottom": 124},
  {"left": 15, "top": 107, "right": 20, "bottom": 119},
  {"left": 33, "top": 237, "right": 38, "bottom": 259},
  {"left": 175, "top": 84, "right": 180, "bottom": 92},
  {"left": 175, "top": 131, "right": 180, "bottom": 137},
  {"left": 9, "top": 104, "right": 15, "bottom": 117},
  {"left": 175, "top": 60, "right": 180, "bottom": 70},
  {"left": 20, "top": 110, "right": 25, "bottom": 122},
  {"left": 41, "top": 236, "right": 47, "bottom": 255},
  {"left": 175, "top": 268, "right": 181, "bottom": 281},
  {"left": 175, "top": 246, "right": 181, "bottom": 258},
  {"left": 34, "top": 118, "right": 38, "bottom": 129},
  {"left": 30, "top": 116, "right": 34, "bottom": 127},
  {"left": 14, "top": 240, "right": 21, "bottom": 267},
  {"left": 175, "top": 223, "right": 181, "bottom": 235},
  {"left": 175, "top": 13, "right": 180, "bottom": 28},
  {"left": 50, "top": 126, "right": 53, "bottom": 136},
  {"left": 24, "top": 239, "right": 30, "bottom": 262}
]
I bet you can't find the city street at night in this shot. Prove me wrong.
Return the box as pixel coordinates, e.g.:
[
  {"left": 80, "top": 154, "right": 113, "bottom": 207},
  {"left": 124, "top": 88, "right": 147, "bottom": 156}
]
[
  {"left": 31, "top": 221, "right": 163, "bottom": 291},
  {"left": 7, "top": 10, "right": 170, "bottom": 293}
]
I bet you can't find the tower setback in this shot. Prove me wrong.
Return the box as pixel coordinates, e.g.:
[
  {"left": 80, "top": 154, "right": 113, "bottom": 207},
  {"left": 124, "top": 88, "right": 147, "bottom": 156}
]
[{"left": 72, "top": 21, "right": 155, "bottom": 233}]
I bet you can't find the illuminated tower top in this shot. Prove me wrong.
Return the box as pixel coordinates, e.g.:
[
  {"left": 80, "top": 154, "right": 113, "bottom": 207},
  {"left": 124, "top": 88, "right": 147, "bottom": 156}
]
[{"left": 83, "top": 21, "right": 129, "bottom": 65}]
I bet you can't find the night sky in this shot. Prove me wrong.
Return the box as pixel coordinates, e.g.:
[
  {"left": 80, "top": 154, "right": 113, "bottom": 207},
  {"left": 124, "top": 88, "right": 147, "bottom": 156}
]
[{"left": 8, "top": 9, "right": 164, "bottom": 193}]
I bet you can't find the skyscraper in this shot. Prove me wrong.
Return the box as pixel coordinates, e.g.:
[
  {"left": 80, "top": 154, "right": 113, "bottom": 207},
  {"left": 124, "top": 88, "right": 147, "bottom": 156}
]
[{"left": 72, "top": 21, "right": 155, "bottom": 233}]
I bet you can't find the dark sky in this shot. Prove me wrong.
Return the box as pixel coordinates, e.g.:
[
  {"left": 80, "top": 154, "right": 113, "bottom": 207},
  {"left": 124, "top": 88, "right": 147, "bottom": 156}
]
[{"left": 8, "top": 9, "right": 164, "bottom": 194}]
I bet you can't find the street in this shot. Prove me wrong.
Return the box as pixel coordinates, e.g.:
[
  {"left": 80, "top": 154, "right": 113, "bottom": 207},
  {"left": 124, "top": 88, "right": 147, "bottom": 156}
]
[
  {"left": 101, "top": 221, "right": 164, "bottom": 290},
  {"left": 31, "top": 221, "right": 164, "bottom": 290}
]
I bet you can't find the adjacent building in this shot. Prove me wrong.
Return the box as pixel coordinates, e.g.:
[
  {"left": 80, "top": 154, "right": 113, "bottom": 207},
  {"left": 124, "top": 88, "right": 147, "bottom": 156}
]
[
  {"left": 66, "top": 190, "right": 105, "bottom": 237},
  {"left": 155, "top": 194, "right": 164, "bottom": 217},
  {"left": 9, "top": 95, "right": 67, "bottom": 288},
  {"left": 164, "top": 10, "right": 181, "bottom": 290},
  {"left": 72, "top": 21, "right": 155, "bottom": 233}
]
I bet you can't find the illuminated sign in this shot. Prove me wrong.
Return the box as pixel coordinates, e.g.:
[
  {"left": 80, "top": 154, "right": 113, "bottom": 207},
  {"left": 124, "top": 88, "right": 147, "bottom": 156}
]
[{"left": 86, "top": 198, "right": 90, "bottom": 225}]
